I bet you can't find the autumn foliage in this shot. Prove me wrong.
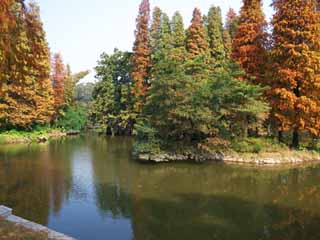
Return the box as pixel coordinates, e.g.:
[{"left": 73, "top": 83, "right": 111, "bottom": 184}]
[
  {"left": 269, "top": 0, "right": 320, "bottom": 147},
  {"left": 0, "top": 1, "right": 83, "bottom": 129},
  {"left": 186, "top": 8, "right": 210, "bottom": 61},
  {"left": 51, "top": 53, "right": 67, "bottom": 112},
  {"left": 225, "top": 8, "right": 238, "bottom": 39},
  {"left": 232, "top": 0, "right": 268, "bottom": 84},
  {"left": 0, "top": 1, "right": 54, "bottom": 128},
  {"left": 131, "top": 0, "right": 151, "bottom": 111}
]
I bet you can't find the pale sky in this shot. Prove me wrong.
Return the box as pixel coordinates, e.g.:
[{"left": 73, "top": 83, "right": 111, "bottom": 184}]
[{"left": 29, "top": 0, "right": 273, "bottom": 82}]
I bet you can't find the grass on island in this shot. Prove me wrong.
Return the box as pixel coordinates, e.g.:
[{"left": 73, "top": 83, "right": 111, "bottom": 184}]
[
  {"left": 0, "top": 128, "right": 64, "bottom": 145},
  {"left": 0, "top": 217, "right": 48, "bottom": 240},
  {"left": 228, "top": 137, "right": 320, "bottom": 162}
]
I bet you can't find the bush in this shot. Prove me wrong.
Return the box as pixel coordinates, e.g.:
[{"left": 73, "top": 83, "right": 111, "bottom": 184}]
[
  {"left": 55, "top": 104, "right": 87, "bottom": 131},
  {"left": 133, "top": 121, "right": 161, "bottom": 154}
]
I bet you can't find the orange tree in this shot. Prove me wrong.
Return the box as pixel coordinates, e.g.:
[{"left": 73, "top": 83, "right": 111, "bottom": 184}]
[
  {"left": 270, "top": 0, "right": 320, "bottom": 147},
  {"left": 232, "top": 0, "right": 268, "bottom": 84},
  {"left": 131, "top": 0, "right": 151, "bottom": 112},
  {"left": 51, "top": 53, "right": 66, "bottom": 114}
]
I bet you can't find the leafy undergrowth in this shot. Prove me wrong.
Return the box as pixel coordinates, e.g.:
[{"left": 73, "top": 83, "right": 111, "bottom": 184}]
[{"left": 0, "top": 218, "right": 48, "bottom": 240}]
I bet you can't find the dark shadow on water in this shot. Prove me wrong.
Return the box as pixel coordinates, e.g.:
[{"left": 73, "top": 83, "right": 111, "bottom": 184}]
[{"left": 92, "top": 181, "right": 320, "bottom": 240}]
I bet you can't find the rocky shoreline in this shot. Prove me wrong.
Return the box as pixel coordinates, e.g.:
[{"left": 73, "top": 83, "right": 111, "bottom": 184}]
[{"left": 138, "top": 151, "right": 320, "bottom": 166}]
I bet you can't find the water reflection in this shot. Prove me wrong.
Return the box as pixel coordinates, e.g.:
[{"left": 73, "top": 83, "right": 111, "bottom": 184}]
[{"left": 0, "top": 136, "right": 320, "bottom": 240}]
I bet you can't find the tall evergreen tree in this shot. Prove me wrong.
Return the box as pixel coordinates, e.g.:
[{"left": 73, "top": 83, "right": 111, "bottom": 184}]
[
  {"left": 170, "top": 11, "right": 186, "bottom": 62},
  {"left": 232, "top": 0, "right": 268, "bottom": 84},
  {"left": 186, "top": 8, "right": 210, "bottom": 61},
  {"left": 131, "top": 0, "right": 151, "bottom": 112},
  {"left": 207, "top": 6, "right": 226, "bottom": 66},
  {"left": 270, "top": 0, "right": 320, "bottom": 147},
  {"left": 223, "top": 28, "right": 232, "bottom": 59},
  {"left": 158, "top": 13, "right": 172, "bottom": 56},
  {"left": 150, "top": 11, "right": 172, "bottom": 68},
  {"left": 150, "top": 7, "right": 162, "bottom": 51}
]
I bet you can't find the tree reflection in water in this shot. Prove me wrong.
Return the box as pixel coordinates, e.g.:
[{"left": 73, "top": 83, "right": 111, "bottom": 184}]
[{"left": 0, "top": 135, "right": 320, "bottom": 240}]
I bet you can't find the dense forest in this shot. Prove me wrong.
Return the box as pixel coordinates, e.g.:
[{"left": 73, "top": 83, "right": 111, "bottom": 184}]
[
  {"left": 91, "top": 0, "right": 320, "bottom": 154},
  {"left": 0, "top": 0, "right": 90, "bottom": 133}
]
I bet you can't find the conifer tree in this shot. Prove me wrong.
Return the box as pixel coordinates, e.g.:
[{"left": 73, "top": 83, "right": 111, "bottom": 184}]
[
  {"left": 207, "top": 6, "right": 226, "bottom": 66},
  {"left": 225, "top": 8, "right": 238, "bottom": 39},
  {"left": 223, "top": 28, "right": 232, "bottom": 59},
  {"left": 150, "top": 7, "right": 162, "bottom": 51},
  {"left": 170, "top": 11, "right": 186, "bottom": 62},
  {"left": 270, "top": 0, "right": 320, "bottom": 147},
  {"left": 232, "top": 0, "right": 268, "bottom": 84},
  {"left": 25, "top": 1, "right": 54, "bottom": 124},
  {"left": 150, "top": 11, "right": 172, "bottom": 68},
  {"left": 186, "top": 8, "right": 210, "bottom": 61},
  {"left": 158, "top": 13, "right": 172, "bottom": 55},
  {"left": 4, "top": 1, "right": 40, "bottom": 127},
  {"left": 131, "top": 0, "right": 151, "bottom": 112},
  {"left": 51, "top": 53, "right": 66, "bottom": 112},
  {"left": 0, "top": 0, "right": 16, "bottom": 125}
]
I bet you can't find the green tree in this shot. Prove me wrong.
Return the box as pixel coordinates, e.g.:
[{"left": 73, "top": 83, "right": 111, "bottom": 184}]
[
  {"left": 207, "top": 6, "right": 226, "bottom": 67},
  {"left": 223, "top": 28, "right": 232, "bottom": 59},
  {"left": 137, "top": 57, "right": 269, "bottom": 153},
  {"left": 170, "top": 11, "right": 186, "bottom": 62},
  {"left": 75, "top": 82, "right": 95, "bottom": 103},
  {"left": 150, "top": 7, "right": 162, "bottom": 51},
  {"left": 91, "top": 49, "right": 135, "bottom": 135}
]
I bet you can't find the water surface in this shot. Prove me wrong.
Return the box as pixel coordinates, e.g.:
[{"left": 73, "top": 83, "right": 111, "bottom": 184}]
[{"left": 0, "top": 135, "right": 320, "bottom": 240}]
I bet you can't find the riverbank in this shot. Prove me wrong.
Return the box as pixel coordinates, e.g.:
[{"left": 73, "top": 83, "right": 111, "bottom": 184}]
[
  {"left": 0, "top": 129, "right": 67, "bottom": 145},
  {"left": 0, "top": 206, "right": 74, "bottom": 240}
]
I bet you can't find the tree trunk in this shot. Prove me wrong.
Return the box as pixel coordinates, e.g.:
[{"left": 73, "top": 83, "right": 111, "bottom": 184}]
[
  {"left": 278, "top": 130, "right": 283, "bottom": 143},
  {"left": 292, "top": 129, "right": 299, "bottom": 149}
]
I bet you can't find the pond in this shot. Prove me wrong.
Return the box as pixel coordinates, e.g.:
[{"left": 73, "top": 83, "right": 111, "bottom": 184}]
[{"left": 0, "top": 135, "right": 320, "bottom": 240}]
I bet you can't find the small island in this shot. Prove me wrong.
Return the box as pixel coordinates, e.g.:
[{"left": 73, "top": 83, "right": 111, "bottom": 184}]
[{"left": 90, "top": 0, "right": 320, "bottom": 166}]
